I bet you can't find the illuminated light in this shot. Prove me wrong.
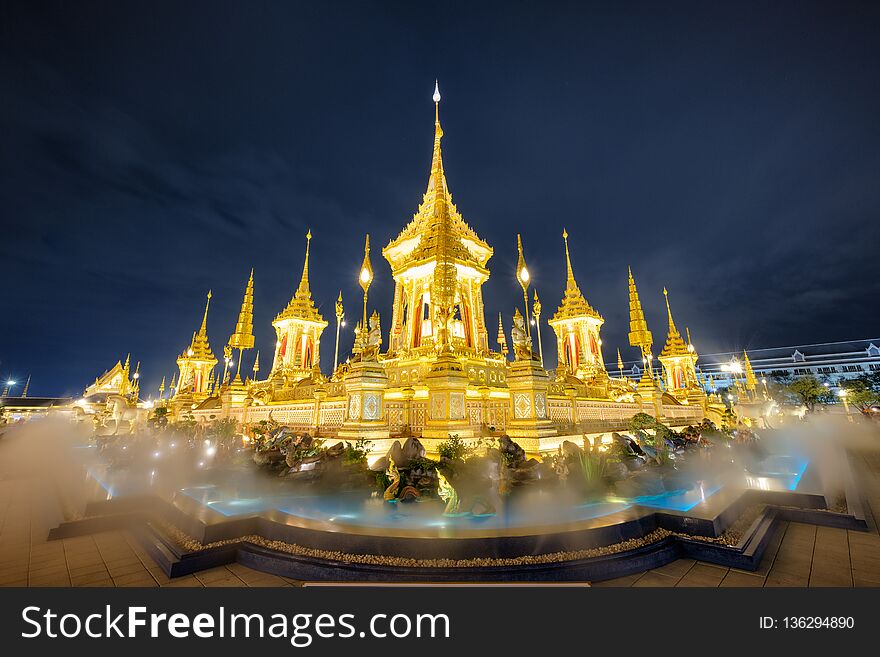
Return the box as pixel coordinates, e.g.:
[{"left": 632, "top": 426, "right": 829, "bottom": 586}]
[
  {"left": 198, "top": 461, "right": 205, "bottom": 468},
  {"left": 133, "top": 372, "right": 140, "bottom": 379},
  {"left": 519, "top": 266, "right": 530, "bottom": 283},
  {"left": 169, "top": 442, "right": 176, "bottom": 448},
  {"left": 360, "top": 267, "right": 371, "bottom": 283},
  {"left": 6, "top": 380, "right": 15, "bottom": 386},
  {"left": 206, "top": 446, "right": 217, "bottom": 457},
  {"left": 152, "top": 451, "right": 161, "bottom": 458},
  {"left": 203, "top": 439, "right": 211, "bottom": 446},
  {"left": 341, "top": 321, "right": 346, "bottom": 327}
]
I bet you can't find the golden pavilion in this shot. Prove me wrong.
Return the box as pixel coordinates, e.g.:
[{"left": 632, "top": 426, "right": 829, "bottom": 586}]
[{"left": 165, "top": 84, "right": 724, "bottom": 456}]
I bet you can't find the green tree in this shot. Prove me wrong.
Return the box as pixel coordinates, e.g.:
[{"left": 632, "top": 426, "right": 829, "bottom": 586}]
[
  {"left": 839, "top": 374, "right": 880, "bottom": 414},
  {"left": 211, "top": 417, "right": 238, "bottom": 450},
  {"left": 783, "top": 375, "right": 834, "bottom": 412}
]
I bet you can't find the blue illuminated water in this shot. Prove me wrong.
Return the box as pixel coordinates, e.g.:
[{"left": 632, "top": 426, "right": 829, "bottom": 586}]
[{"left": 88, "top": 449, "right": 811, "bottom": 532}]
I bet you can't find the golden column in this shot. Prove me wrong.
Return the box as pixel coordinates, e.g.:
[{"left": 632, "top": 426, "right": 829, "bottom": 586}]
[
  {"left": 516, "top": 234, "right": 531, "bottom": 337},
  {"left": 334, "top": 291, "right": 345, "bottom": 373},
  {"left": 532, "top": 289, "right": 543, "bottom": 366}
]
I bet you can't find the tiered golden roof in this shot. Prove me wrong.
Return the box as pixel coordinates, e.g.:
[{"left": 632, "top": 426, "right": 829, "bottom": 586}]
[
  {"left": 550, "top": 229, "right": 602, "bottom": 322},
  {"left": 275, "top": 230, "right": 324, "bottom": 324},
  {"left": 182, "top": 291, "right": 217, "bottom": 363},
  {"left": 382, "top": 83, "right": 492, "bottom": 275},
  {"left": 659, "top": 287, "right": 689, "bottom": 358},
  {"left": 229, "top": 269, "right": 255, "bottom": 350},
  {"left": 627, "top": 268, "right": 652, "bottom": 350}
]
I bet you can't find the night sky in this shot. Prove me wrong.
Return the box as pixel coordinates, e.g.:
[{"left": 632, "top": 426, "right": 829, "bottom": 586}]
[{"left": 2, "top": 1, "right": 879, "bottom": 398}]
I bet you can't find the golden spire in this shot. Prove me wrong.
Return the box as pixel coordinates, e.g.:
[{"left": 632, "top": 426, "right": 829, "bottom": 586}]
[
  {"left": 199, "top": 291, "right": 211, "bottom": 336},
  {"left": 663, "top": 288, "right": 678, "bottom": 336},
  {"left": 275, "top": 233, "right": 324, "bottom": 324},
  {"left": 617, "top": 348, "right": 624, "bottom": 374},
  {"left": 296, "top": 230, "right": 312, "bottom": 299},
  {"left": 159, "top": 376, "right": 165, "bottom": 397},
  {"left": 182, "top": 291, "right": 217, "bottom": 363},
  {"left": 229, "top": 269, "right": 255, "bottom": 350},
  {"left": 627, "top": 267, "right": 652, "bottom": 351},
  {"left": 660, "top": 287, "right": 688, "bottom": 358},
  {"left": 430, "top": 80, "right": 444, "bottom": 196},
  {"left": 551, "top": 229, "right": 601, "bottom": 322},
  {"left": 563, "top": 228, "right": 576, "bottom": 292},
  {"left": 497, "top": 312, "right": 508, "bottom": 357},
  {"left": 123, "top": 353, "right": 130, "bottom": 375},
  {"left": 382, "top": 83, "right": 493, "bottom": 276},
  {"left": 743, "top": 350, "right": 757, "bottom": 392},
  {"left": 22, "top": 374, "right": 30, "bottom": 398},
  {"left": 170, "top": 373, "right": 176, "bottom": 392},
  {"left": 252, "top": 350, "right": 260, "bottom": 377}
]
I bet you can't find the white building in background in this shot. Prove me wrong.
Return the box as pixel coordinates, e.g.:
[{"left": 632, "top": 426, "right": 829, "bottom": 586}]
[{"left": 611, "top": 339, "right": 880, "bottom": 391}]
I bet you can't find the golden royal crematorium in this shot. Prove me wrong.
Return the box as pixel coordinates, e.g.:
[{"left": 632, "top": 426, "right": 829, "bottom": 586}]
[{"left": 165, "top": 84, "right": 726, "bottom": 458}]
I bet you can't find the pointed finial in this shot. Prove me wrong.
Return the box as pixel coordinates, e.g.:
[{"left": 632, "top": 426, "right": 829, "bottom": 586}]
[
  {"left": 295, "top": 231, "right": 312, "bottom": 298},
  {"left": 22, "top": 374, "right": 30, "bottom": 398},
  {"left": 617, "top": 348, "right": 624, "bottom": 373},
  {"left": 663, "top": 287, "right": 679, "bottom": 336},
  {"left": 253, "top": 350, "right": 260, "bottom": 375},
  {"left": 433, "top": 80, "right": 441, "bottom": 104},
  {"left": 200, "top": 290, "right": 212, "bottom": 335},
  {"left": 562, "top": 228, "right": 576, "bottom": 289}
]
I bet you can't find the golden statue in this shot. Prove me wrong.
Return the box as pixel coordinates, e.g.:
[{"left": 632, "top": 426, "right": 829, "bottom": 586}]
[{"left": 437, "top": 471, "right": 460, "bottom": 515}]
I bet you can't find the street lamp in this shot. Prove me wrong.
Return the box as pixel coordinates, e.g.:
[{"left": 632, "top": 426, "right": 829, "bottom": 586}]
[
  {"left": 359, "top": 234, "right": 374, "bottom": 339},
  {"left": 837, "top": 388, "right": 852, "bottom": 422},
  {"left": 516, "top": 234, "right": 531, "bottom": 337}
]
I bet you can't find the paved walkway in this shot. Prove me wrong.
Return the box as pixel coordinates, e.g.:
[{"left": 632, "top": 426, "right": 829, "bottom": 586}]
[
  {"left": 595, "top": 448, "right": 880, "bottom": 587},
  {"left": 1, "top": 426, "right": 879, "bottom": 587}
]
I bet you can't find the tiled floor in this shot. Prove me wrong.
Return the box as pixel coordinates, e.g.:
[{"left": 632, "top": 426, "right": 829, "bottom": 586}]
[
  {"left": 594, "top": 448, "right": 880, "bottom": 587},
  {"left": 2, "top": 431, "right": 880, "bottom": 587},
  {"left": 0, "top": 449, "right": 301, "bottom": 587}
]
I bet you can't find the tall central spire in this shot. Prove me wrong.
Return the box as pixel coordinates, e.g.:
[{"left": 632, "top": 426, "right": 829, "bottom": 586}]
[
  {"left": 296, "top": 230, "right": 312, "bottom": 299},
  {"left": 428, "top": 80, "right": 446, "bottom": 198},
  {"left": 562, "top": 228, "right": 577, "bottom": 293},
  {"left": 382, "top": 82, "right": 493, "bottom": 278},
  {"left": 663, "top": 287, "right": 679, "bottom": 338},
  {"left": 199, "top": 290, "right": 212, "bottom": 337},
  {"left": 660, "top": 287, "right": 688, "bottom": 357}
]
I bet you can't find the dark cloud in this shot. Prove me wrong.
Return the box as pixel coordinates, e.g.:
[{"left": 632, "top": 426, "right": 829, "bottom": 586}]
[{"left": 1, "top": 0, "right": 879, "bottom": 396}]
